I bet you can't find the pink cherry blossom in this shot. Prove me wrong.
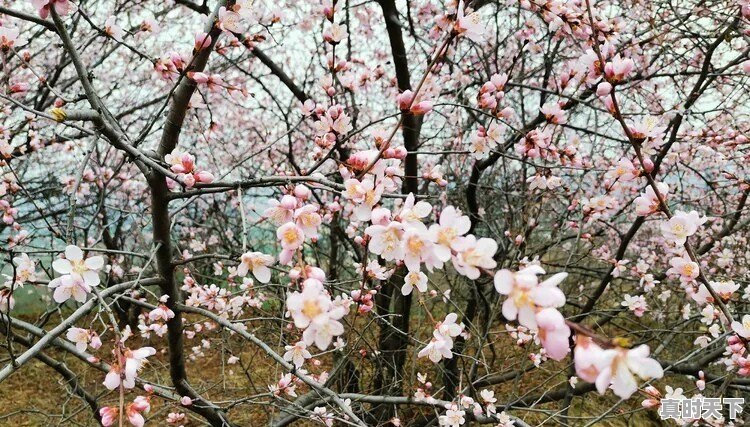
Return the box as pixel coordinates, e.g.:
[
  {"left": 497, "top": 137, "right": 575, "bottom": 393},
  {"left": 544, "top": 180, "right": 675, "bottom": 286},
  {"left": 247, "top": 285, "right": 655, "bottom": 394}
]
[
  {"left": 604, "top": 55, "right": 635, "bottom": 82},
  {"left": 494, "top": 266, "right": 567, "bottom": 329},
  {"left": 666, "top": 255, "right": 699, "bottom": 283},
  {"left": 52, "top": 245, "right": 104, "bottom": 287},
  {"left": 593, "top": 345, "right": 663, "bottom": 399},
  {"left": 104, "top": 16, "right": 124, "bottom": 42},
  {"left": 452, "top": 235, "right": 497, "bottom": 279},
  {"left": 126, "top": 396, "right": 151, "bottom": 427},
  {"left": 49, "top": 273, "right": 91, "bottom": 303},
  {"left": 540, "top": 102, "right": 566, "bottom": 124},
  {"left": 634, "top": 183, "right": 668, "bottom": 216},
  {"left": 731, "top": 315, "right": 750, "bottom": 339},
  {"left": 277, "top": 222, "right": 305, "bottom": 251},
  {"left": 365, "top": 221, "right": 405, "bottom": 261},
  {"left": 621, "top": 294, "right": 647, "bottom": 317},
  {"left": 660, "top": 210, "right": 707, "bottom": 245},
  {"left": 323, "top": 23, "right": 348, "bottom": 44},
  {"left": 264, "top": 195, "right": 298, "bottom": 225},
  {"left": 217, "top": 6, "right": 243, "bottom": 33},
  {"left": 535, "top": 308, "right": 570, "bottom": 361},
  {"left": 104, "top": 346, "right": 156, "bottom": 390},
  {"left": 401, "top": 270, "right": 428, "bottom": 295},
  {"left": 283, "top": 341, "right": 312, "bottom": 368},
  {"left": 31, "top": 0, "right": 72, "bottom": 19},
  {"left": 454, "top": 0, "right": 484, "bottom": 42},
  {"left": 418, "top": 331, "right": 453, "bottom": 363},
  {"left": 237, "top": 251, "right": 274, "bottom": 283},
  {"left": 294, "top": 205, "right": 322, "bottom": 239},
  {"left": 66, "top": 327, "right": 102, "bottom": 352},
  {"left": 99, "top": 407, "right": 118, "bottom": 426}
]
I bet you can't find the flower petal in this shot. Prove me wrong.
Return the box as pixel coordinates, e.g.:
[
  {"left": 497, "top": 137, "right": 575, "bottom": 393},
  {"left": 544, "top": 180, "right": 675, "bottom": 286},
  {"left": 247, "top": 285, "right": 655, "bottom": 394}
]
[{"left": 65, "top": 245, "right": 84, "bottom": 261}]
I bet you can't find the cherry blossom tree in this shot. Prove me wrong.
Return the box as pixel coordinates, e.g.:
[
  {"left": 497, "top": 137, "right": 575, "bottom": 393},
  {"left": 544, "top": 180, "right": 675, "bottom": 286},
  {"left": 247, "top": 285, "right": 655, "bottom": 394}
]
[{"left": 0, "top": 0, "right": 749, "bottom": 426}]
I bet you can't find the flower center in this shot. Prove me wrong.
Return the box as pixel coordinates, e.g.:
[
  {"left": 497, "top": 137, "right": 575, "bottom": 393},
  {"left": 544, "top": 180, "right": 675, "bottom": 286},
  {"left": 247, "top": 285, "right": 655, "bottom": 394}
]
[{"left": 302, "top": 300, "right": 323, "bottom": 319}]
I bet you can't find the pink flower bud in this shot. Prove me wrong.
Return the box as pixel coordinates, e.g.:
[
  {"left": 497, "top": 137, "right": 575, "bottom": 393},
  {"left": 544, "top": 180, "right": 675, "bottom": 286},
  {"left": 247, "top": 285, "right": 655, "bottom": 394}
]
[
  {"left": 411, "top": 101, "right": 433, "bottom": 115},
  {"left": 396, "top": 90, "right": 414, "bottom": 110},
  {"left": 596, "top": 81, "right": 612, "bottom": 97},
  {"left": 294, "top": 185, "right": 311, "bottom": 200},
  {"left": 642, "top": 158, "right": 654, "bottom": 173},
  {"left": 10, "top": 82, "right": 30, "bottom": 94},
  {"left": 188, "top": 71, "right": 209, "bottom": 84},
  {"left": 194, "top": 32, "right": 212, "bottom": 51},
  {"left": 194, "top": 171, "right": 214, "bottom": 183}
]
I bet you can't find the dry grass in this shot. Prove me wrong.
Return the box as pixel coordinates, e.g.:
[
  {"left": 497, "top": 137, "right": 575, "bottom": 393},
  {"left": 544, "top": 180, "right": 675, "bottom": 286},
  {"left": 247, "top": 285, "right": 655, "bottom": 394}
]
[{"left": 0, "top": 309, "right": 675, "bottom": 427}]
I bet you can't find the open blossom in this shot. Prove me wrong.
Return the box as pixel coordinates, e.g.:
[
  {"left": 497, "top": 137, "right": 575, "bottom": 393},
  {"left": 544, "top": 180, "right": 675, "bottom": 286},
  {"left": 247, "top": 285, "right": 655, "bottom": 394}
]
[
  {"left": 629, "top": 116, "right": 666, "bottom": 141},
  {"left": 52, "top": 245, "right": 105, "bottom": 287},
  {"left": 418, "top": 331, "right": 453, "bottom": 363},
  {"left": 66, "top": 327, "right": 102, "bottom": 352},
  {"left": 237, "top": 251, "right": 274, "bottom": 283},
  {"left": 660, "top": 210, "right": 707, "bottom": 245},
  {"left": 398, "top": 194, "right": 432, "bottom": 226},
  {"left": 344, "top": 178, "right": 382, "bottom": 221},
  {"left": 575, "top": 337, "right": 663, "bottom": 399},
  {"left": 469, "top": 134, "right": 490, "bottom": 159},
  {"left": 217, "top": 6, "right": 243, "bottom": 33},
  {"left": 31, "top": 0, "right": 73, "bottom": 19},
  {"left": 621, "top": 294, "right": 647, "bottom": 317},
  {"left": 270, "top": 373, "right": 297, "bottom": 397},
  {"left": 594, "top": 345, "right": 664, "bottom": 399},
  {"left": 494, "top": 266, "right": 567, "bottom": 329},
  {"left": 366, "top": 221, "right": 405, "bottom": 261},
  {"left": 731, "top": 314, "right": 750, "bottom": 339},
  {"left": 49, "top": 273, "right": 92, "bottom": 303},
  {"left": 604, "top": 55, "right": 635, "bottom": 82},
  {"left": 438, "top": 406, "right": 466, "bottom": 427},
  {"left": 452, "top": 235, "right": 497, "bottom": 279},
  {"left": 277, "top": 222, "right": 305, "bottom": 249},
  {"left": 294, "top": 205, "right": 322, "bottom": 239},
  {"left": 323, "top": 23, "right": 348, "bottom": 44},
  {"left": 692, "top": 280, "right": 739, "bottom": 305},
  {"left": 606, "top": 158, "right": 638, "bottom": 182},
  {"left": 541, "top": 102, "right": 566, "bottom": 124},
  {"left": 148, "top": 304, "right": 175, "bottom": 322},
  {"left": 574, "top": 336, "right": 602, "bottom": 383},
  {"left": 188, "top": 72, "right": 224, "bottom": 92},
  {"left": 264, "top": 195, "right": 297, "bottom": 225},
  {"left": 12, "top": 253, "right": 37, "bottom": 284},
  {"left": 429, "top": 206, "right": 471, "bottom": 262},
  {"left": 365, "top": 260, "right": 390, "bottom": 281},
  {"left": 666, "top": 255, "right": 699, "bottom": 282},
  {"left": 283, "top": 341, "right": 312, "bottom": 368},
  {"left": 104, "top": 16, "right": 124, "bottom": 41},
  {"left": 436, "top": 313, "right": 464, "bottom": 345},
  {"left": 401, "top": 270, "right": 428, "bottom": 295},
  {"left": 454, "top": 0, "right": 484, "bottom": 42},
  {"left": 286, "top": 279, "right": 346, "bottom": 350},
  {"left": 634, "top": 183, "right": 668, "bottom": 216},
  {"left": 104, "top": 346, "right": 157, "bottom": 390},
  {"left": 402, "top": 227, "right": 437, "bottom": 272},
  {"left": 101, "top": 396, "right": 150, "bottom": 427}
]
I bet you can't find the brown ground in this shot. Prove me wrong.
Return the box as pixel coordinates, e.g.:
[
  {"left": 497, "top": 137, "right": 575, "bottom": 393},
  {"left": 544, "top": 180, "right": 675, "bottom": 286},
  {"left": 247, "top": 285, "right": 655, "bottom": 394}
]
[{"left": 0, "top": 311, "right": 672, "bottom": 427}]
